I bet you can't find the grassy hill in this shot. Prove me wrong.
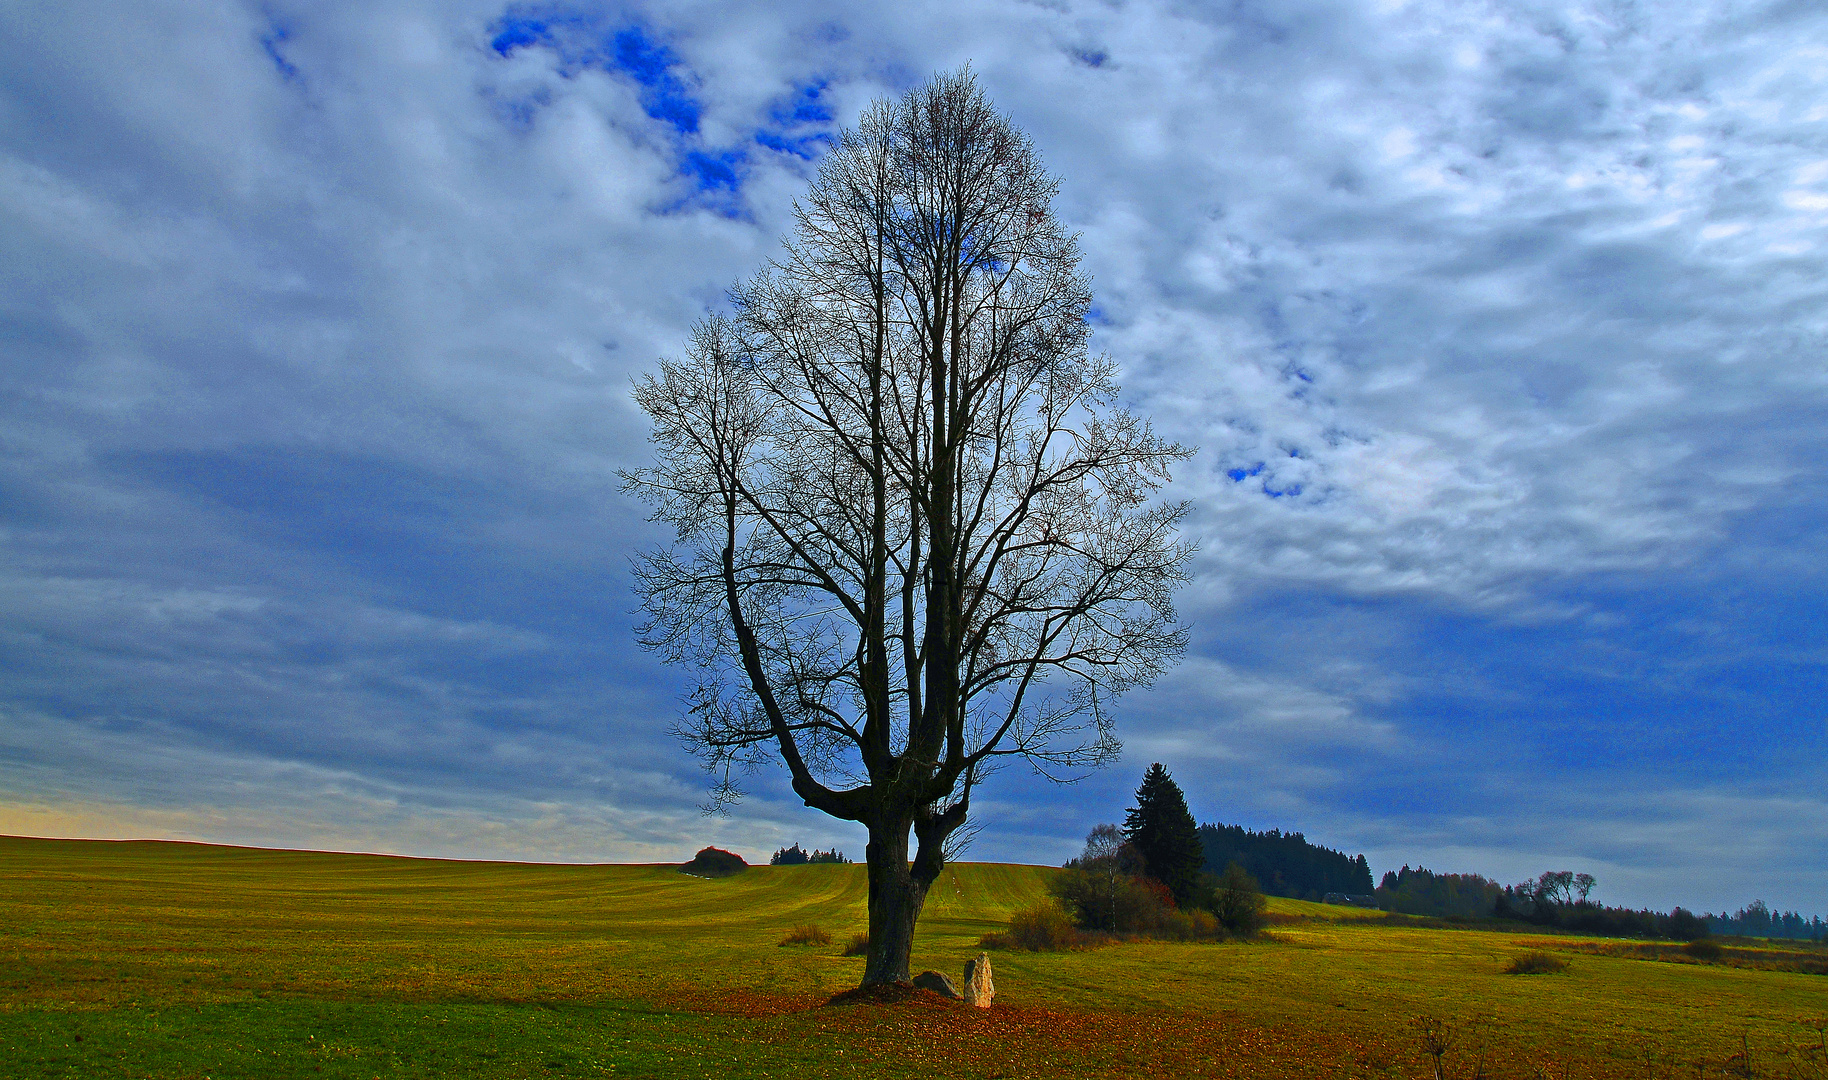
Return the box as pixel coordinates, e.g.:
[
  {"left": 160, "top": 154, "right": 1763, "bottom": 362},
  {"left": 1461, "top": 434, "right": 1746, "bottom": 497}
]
[{"left": 2, "top": 835, "right": 1823, "bottom": 1078}]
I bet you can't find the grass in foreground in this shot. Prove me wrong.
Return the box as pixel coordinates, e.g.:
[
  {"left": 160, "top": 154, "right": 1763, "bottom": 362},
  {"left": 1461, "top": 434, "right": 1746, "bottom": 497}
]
[{"left": 2, "top": 836, "right": 1824, "bottom": 1078}]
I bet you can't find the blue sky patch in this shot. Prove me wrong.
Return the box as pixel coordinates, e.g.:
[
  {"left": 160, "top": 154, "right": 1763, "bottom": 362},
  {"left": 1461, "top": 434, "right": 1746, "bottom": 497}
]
[
  {"left": 609, "top": 26, "right": 700, "bottom": 135},
  {"left": 1225, "top": 460, "right": 1299, "bottom": 498},
  {"left": 489, "top": 13, "right": 553, "bottom": 56},
  {"left": 488, "top": 10, "right": 731, "bottom": 202},
  {"left": 489, "top": 13, "right": 701, "bottom": 134},
  {"left": 771, "top": 81, "right": 832, "bottom": 126},
  {"left": 486, "top": 10, "right": 837, "bottom": 211},
  {"left": 755, "top": 81, "right": 833, "bottom": 159},
  {"left": 683, "top": 148, "right": 741, "bottom": 191},
  {"left": 260, "top": 18, "right": 300, "bottom": 82}
]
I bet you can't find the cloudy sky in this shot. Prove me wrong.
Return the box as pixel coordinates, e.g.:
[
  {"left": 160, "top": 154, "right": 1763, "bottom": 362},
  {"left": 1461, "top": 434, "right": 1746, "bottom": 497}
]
[{"left": 2, "top": 0, "right": 1823, "bottom": 914}]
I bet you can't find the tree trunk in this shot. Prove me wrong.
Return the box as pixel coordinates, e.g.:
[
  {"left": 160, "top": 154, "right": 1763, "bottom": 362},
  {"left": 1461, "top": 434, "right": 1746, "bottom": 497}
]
[{"left": 861, "top": 818, "right": 935, "bottom": 985}]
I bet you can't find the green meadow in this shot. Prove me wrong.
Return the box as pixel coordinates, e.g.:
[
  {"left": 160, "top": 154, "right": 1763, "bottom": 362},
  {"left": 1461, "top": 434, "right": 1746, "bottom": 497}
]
[{"left": 2, "top": 835, "right": 1823, "bottom": 1079}]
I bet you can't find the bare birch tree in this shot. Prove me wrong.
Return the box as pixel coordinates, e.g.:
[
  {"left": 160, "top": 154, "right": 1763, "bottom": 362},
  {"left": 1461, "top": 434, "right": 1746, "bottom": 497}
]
[{"left": 623, "top": 69, "right": 1193, "bottom": 986}]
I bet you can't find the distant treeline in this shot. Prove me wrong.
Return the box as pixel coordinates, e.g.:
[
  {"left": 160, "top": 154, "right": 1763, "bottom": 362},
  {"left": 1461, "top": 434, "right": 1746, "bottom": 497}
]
[
  {"left": 769, "top": 845, "right": 849, "bottom": 866},
  {"left": 1375, "top": 868, "right": 1716, "bottom": 941},
  {"left": 1197, "top": 823, "right": 1373, "bottom": 900},
  {"left": 1378, "top": 866, "right": 1503, "bottom": 918},
  {"left": 1192, "top": 828, "right": 1823, "bottom": 943},
  {"left": 1487, "top": 875, "right": 1709, "bottom": 940},
  {"left": 1706, "top": 901, "right": 1825, "bottom": 940}
]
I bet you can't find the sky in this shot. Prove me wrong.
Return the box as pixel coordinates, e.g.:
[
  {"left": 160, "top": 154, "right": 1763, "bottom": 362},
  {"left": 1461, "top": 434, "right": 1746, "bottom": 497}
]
[{"left": 1, "top": 0, "right": 1823, "bottom": 916}]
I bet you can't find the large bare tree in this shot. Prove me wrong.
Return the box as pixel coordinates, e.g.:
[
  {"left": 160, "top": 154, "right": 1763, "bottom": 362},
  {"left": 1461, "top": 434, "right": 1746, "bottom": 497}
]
[{"left": 623, "top": 69, "right": 1193, "bottom": 986}]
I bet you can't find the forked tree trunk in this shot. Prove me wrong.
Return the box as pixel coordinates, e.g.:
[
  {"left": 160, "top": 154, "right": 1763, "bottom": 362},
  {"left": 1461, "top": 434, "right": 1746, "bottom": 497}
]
[{"left": 861, "top": 819, "right": 937, "bottom": 985}]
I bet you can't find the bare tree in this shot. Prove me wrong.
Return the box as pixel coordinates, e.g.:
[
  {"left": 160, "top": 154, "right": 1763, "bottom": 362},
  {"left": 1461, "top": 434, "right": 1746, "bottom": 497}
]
[
  {"left": 1535, "top": 870, "right": 1577, "bottom": 908},
  {"left": 1080, "top": 823, "right": 1128, "bottom": 933},
  {"left": 623, "top": 69, "right": 1193, "bottom": 986}
]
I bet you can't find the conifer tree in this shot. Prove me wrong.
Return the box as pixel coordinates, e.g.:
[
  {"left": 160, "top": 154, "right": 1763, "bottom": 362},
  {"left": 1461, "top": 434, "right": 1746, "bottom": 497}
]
[{"left": 1123, "top": 763, "right": 1204, "bottom": 908}]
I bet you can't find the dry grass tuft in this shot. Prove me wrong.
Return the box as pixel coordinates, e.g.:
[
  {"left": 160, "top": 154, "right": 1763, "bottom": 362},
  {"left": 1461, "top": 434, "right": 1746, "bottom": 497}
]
[
  {"left": 842, "top": 930, "right": 870, "bottom": 957},
  {"left": 1506, "top": 951, "right": 1569, "bottom": 975},
  {"left": 778, "top": 924, "right": 831, "bottom": 947}
]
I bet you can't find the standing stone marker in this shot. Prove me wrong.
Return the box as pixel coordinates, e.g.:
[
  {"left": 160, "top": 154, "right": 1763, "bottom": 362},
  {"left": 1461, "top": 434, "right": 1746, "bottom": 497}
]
[{"left": 961, "top": 952, "right": 994, "bottom": 1007}]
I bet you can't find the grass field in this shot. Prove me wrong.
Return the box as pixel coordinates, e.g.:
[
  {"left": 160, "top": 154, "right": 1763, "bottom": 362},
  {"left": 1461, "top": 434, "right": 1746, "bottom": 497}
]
[{"left": 2, "top": 836, "right": 1823, "bottom": 1078}]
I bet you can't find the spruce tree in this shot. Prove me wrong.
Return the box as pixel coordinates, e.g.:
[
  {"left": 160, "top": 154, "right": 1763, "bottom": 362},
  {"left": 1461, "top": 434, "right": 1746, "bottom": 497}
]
[{"left": 1123, "top": 763, "right": 1205, "bottom": 908}]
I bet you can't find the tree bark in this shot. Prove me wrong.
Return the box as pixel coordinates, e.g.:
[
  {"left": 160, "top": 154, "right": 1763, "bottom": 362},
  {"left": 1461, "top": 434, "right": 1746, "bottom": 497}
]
[{"left": 862, "top": 817, "right": 937, "bottom": 985}]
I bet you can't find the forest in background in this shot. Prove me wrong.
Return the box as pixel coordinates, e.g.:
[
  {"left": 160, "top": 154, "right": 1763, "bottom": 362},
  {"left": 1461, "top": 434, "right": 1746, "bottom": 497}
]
[
  {"left": 1197, "top": 821, "right": 1822, "bottom": 941},
  {"left": 1197, "top": 824, "right": 1373, "bottom": 901}
]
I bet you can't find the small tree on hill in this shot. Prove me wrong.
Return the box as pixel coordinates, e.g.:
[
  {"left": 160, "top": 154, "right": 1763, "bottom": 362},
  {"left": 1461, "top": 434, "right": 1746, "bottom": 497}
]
[
  {"left": 1123, "top": 763, "right": 1204, "bottom": 908},
  {"left": 1072, "top": 822, "right": 1145, "bottom": 932},
  {"left": 1211, "top": 861, "right": 1267, "bottom": 934}
]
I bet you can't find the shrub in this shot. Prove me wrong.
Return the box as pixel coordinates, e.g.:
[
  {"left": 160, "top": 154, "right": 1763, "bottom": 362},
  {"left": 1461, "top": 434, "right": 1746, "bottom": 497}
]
[
  {"left": 1683, "top": 939, "right": 1723, "bottom": 961},
  {"left": 1049, "top": 866, "right": 1103, "bottom": 927},
  {"left": 678, "top": 847, "right": 747, "bottom": 878},
  {"left": 1050, "top": 866, "right": 1175, "bottom": 933},
  {"left": 778, "top": 924, "right": 831, "bottom": 947},
  {"left": 1505, "top": 951, "right": 1568, "bottom": 975},
  {"left": 1212, "top": 862, "right": 1268, "bottom": 935},
  {"left": 998, "top": 901, "right": 1082, "bottom": 951},
  {"left": 842, "top": 931, "right": 869, "bottom": 957}
]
